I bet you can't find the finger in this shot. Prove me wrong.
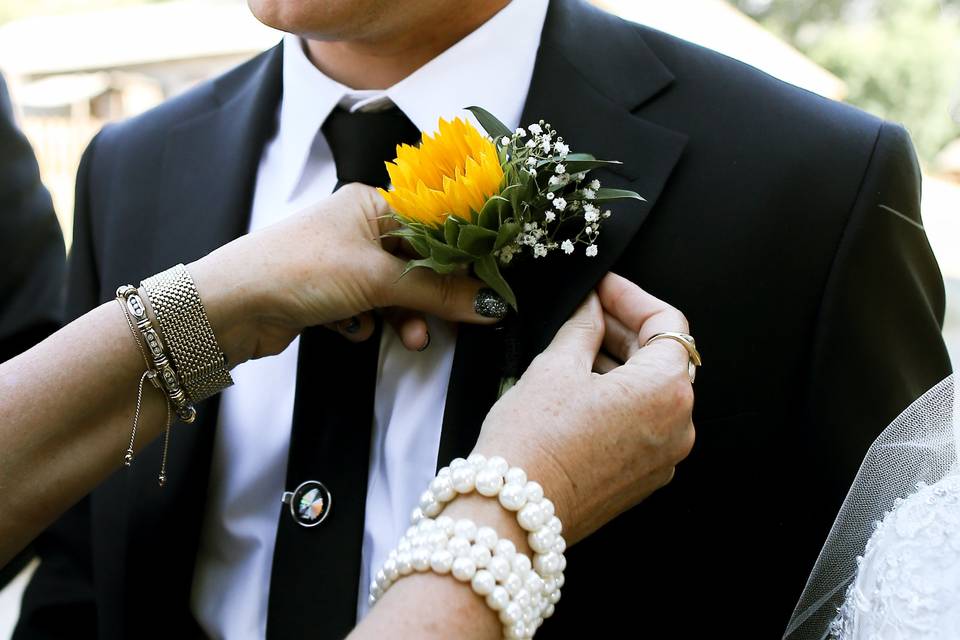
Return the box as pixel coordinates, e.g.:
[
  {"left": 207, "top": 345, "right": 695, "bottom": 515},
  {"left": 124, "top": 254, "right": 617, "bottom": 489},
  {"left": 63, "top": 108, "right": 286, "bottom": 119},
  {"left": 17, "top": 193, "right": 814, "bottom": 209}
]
[
  {"left": 597, "top": 272, "right": 688, "bottom": 343},
  {"left": 542, "top": 292, "right": 604, "bottom": 369},
  {"left": 592, "top": 351, "right": 621, "bottom": 374},
  {"left": 602, "top": 311, "right": 641, "bottom": 363},
  {"left": 377, "top": 255, "right": 508, "bottom": 324},
  {"left": 384, "top": 308, "right": 431, "bottom": 352},
  {"left": 324, "top": 312, "right": 376, "bottom": 343}
]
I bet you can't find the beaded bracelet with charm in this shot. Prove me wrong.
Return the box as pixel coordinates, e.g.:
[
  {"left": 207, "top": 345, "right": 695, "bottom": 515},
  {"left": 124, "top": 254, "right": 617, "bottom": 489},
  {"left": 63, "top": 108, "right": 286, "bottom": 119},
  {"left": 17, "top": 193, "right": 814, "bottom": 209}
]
[{"left": 370, "top": 516, "right": 556, "bottom": 639}]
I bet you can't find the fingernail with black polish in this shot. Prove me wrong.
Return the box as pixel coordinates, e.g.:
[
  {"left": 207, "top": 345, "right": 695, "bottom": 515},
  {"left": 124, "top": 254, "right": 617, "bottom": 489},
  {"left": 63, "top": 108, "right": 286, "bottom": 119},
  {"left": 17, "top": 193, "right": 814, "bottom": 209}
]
[
  {"left": 474, "top": 288, "right": 508, "bottom": 319},
  {"left": 343, "top": 316, "right": 361, "bottom": 334},
  {"left": 418, "top": 331, "right": 431, "bottom": 352}
]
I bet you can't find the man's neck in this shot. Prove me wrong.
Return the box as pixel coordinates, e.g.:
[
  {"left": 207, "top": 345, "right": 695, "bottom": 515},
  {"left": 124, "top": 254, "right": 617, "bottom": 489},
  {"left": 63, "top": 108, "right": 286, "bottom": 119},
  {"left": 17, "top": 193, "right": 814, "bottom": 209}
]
[{"left": 303, "top": 1, "right": 511, "bottom": 90}]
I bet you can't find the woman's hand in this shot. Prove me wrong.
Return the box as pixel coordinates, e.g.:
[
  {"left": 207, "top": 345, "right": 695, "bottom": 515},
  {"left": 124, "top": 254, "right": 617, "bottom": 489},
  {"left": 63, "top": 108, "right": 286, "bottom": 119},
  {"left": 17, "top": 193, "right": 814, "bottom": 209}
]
[
  {"left": 188, "top": 183, "right": 503, "bottom": 365},
  {"left": 472, "top": 273, "right": 696, "bottom": 544}
]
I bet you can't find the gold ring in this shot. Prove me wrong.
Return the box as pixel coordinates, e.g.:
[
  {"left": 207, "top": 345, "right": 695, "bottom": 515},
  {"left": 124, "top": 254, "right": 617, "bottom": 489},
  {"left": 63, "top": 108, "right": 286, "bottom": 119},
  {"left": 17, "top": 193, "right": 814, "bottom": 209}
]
[{"left": 644, "top": 332, "right": 701, "bottom": 383}]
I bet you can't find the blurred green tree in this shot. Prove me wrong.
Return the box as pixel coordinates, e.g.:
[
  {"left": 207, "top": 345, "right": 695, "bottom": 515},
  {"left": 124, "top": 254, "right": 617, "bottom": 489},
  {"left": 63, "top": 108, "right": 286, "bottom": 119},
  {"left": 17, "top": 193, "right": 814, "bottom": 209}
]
[{"left": 731, "top": 0, "right": 960, "bottom": 163}]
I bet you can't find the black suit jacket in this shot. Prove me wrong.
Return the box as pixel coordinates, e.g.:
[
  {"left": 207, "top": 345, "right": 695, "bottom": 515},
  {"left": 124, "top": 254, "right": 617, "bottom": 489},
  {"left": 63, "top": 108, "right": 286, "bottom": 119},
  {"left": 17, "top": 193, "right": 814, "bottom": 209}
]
[{"left": 15, "top": 1, "right": 952, "bottom": 637}]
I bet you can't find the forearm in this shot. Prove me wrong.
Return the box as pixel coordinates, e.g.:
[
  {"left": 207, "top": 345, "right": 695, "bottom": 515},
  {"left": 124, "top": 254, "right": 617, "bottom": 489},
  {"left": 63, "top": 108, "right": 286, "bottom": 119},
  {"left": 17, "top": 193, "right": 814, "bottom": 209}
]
[
  {"left": 349, "top": 494, "right": 533, "bottom": 640},
  {"left": 0, "top": 300, "right": 168, "bottom": 563}
]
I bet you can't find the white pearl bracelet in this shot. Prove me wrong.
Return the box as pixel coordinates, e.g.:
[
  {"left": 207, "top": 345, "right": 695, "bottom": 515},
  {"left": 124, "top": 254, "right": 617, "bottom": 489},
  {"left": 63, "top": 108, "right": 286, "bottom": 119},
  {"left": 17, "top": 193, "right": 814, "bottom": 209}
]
[
  {"left": 412, "top": 454, "right": 568, "bottom": 584},
  {"left": 369, "top": 516, "right": 558, "bottom": 639}
]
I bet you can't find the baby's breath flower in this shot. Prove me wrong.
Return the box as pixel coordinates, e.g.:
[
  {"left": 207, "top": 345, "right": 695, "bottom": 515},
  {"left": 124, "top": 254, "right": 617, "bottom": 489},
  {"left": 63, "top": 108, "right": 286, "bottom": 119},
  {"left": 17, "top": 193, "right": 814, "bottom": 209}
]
[
  {"left": 528, "top": 169, "right": 537, "bottom": 177},
  {"left": 575, "top": 172, "right": 587, "bottom": 181},
  {"left": 526, "top": 157, "right": 537, "bottom": 166},
  {"left": 541, "top": 139, "right": 551, "bottom": 154},
  {"left": 553, "top": 197, "right": 567, "bottom": 211},
  {"left": 582, "top": 188, "right": 596, "bottom": 200},
  {"left": 583, "top": 203, "right": 598, "bottom": 215},
  {"left": 584, "top": 210, "right": 599, "bottom": 223},
  {"left": 603, "top": 210, "right": 612, "bottom": 218},
  {"left": 528, "top": 123, "right": 543, "bottom": 135},
  {"left": 585, "top": 244, "right": 598, "bottom": 257},
  {"left": 548, "top": 175, "right": 561, "bottom": 186},
  {"left": 555, "top": 163, "right": 566, "bottom": 174},
  {"left": 500, "top": 136, "right": 511, "bottom": 146},
  {"left": 554, "top": 141, "right": 569, "bottom": 156},
  {"left": 546, "top": 192, "right": 555, "bottom": 200},
  {"left": 544, "top": 210, "right": 556, "bottom": 223},
  {"left": 589, "top": 179, "right": 601, "bottom": 190},
  {"left": 515, "top": 127, "right": 526, "bottom": 137},
  {"left": 561, "top": 239, "right": 575, "bottom": 255},
  {"left": 533, "top": 244, "right": 548, "bottom": 258},
  {"left": 525, "top": 139, "right": 537, "bottom": 149}
]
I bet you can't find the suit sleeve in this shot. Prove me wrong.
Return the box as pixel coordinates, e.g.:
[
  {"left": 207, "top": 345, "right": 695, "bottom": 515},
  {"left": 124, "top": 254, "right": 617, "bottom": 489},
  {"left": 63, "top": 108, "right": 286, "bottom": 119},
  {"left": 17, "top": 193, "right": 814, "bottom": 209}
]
[
  {"left": 12, "top": 132, "right": 104, "bottom": 638},
  {"left": 805, "top": 121, "right": 952, "bottom": 513},
  {"left": 0, "top": 73, "right": 65, "bottom": 364}
]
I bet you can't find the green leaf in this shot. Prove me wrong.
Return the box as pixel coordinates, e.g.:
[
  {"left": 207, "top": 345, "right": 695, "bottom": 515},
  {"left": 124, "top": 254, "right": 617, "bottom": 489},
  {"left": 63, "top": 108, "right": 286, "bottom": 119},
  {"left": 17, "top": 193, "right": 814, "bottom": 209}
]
[
  {"left": 474, "top": 254, "right": 517, "bottom": 311},
  {"left": 478, "top": 195, "right": 511, "bottom": 230},
  {"left": 555, "top": 158, "right": 623, "bottom": 175},
  {"left": 494, "top": 222, "right": 522, "bottom": 250},
  {"left": 465, "top": 106, "right": 513, "bottom": 142},
  {"left": 443, "top": 217, "right": 461, "bottom": 246},
  {"left": 592, "top": 187, "right": 646, "bottom": 203},
  {"left": 457, "top": 224, "right": 498, "bottom": 257},
  {"left": 401, "top": 257, "right": 459, "bottom": 278},
  {"left": 406, "top": 234, "right": 430, "bottom": 258},
  {"left": 425, "top": 235, "right": 473, "bottom": 264}
]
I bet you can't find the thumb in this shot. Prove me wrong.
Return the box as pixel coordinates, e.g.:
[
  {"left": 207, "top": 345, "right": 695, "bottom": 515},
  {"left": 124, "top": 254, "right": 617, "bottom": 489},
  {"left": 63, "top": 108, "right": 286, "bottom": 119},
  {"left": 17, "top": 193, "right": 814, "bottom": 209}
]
[
  {"left": 542, "top": 292, "right": 604, "bottom": 368},
  {"left": 381, "top": 258, "right": 509, "bottom": 324}
]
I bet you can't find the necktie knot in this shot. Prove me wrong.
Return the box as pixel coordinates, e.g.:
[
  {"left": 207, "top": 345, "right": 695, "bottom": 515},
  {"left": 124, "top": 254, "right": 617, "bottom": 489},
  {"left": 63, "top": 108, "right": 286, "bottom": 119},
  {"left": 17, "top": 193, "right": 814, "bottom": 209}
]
[{"left": 321, "top": 105, "right": 420, "bottom": 188}]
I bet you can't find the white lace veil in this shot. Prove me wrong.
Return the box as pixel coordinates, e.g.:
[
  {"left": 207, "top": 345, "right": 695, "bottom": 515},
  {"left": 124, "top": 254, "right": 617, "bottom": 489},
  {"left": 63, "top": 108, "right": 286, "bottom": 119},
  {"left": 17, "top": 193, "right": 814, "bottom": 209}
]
[{"left": 783, "top": 374, "right": 957, "bottom": 639}]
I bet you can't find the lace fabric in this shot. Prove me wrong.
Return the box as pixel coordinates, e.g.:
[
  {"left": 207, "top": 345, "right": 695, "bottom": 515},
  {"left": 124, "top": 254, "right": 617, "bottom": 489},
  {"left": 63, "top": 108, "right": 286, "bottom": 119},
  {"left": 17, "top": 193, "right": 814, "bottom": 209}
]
[{"left": 784, "top": 375, "right": 958, "bottom": 640}]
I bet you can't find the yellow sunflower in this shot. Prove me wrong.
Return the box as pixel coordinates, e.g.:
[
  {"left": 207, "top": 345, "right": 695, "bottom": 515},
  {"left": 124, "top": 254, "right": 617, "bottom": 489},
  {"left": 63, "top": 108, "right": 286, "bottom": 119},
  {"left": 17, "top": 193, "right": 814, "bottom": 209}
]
[{"left": 379, "top": 117, "right": 505, "bottom": 227}]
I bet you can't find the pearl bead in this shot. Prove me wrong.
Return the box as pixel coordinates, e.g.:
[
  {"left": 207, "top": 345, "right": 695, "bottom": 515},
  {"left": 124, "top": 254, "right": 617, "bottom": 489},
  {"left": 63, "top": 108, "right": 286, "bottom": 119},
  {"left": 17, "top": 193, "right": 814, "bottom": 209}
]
[
  {"left": 429, "top": 549, "right": 454, "bottom": 574},
  {"left": 489, "top": 556, "right": 511, "bottom": 581},
  {"left": 518, "top": 503, "right": 546, "bottom": 531},
  {"left": 524, "top": 481, "right": 544, "bottom": 503},
  {"left": 547, "top": 516, "right": 563, "bottom": 535},
  {"left": 476, "top": 526, "right": 499, "bottom": 549},
  {"left": 505, "top": 467, "right": 528, "bottom": 486},
  {"left": 435, "top": 515, "right": 454, "bottom": 535},
  {"left": 470, "top": 544, "right": 492, "bottom": 568},
  {"left": 500, "top": 601, "right": 524, "bottom": 626},
  {"left": 447, "top": 535, "right": 471, "bottom": 557},
  {"left": 418, "top": 518, "right": 436, "bottom": 532},
  {"left": 427, "top": 530, "right": 448, "bottom": 548},
  {"left": 557, "top": 573, "right": 565, "bottom": 589},
  {"left": 418, "top": 489, "right": 436, "bottom": 511},
  {"left": 410, "top": 507, "right": 425, "bottom": 524},
  {"left": 549, "top": 589, "right": 561, "bottom": 604},
  {"left": 396, "top": 552, "right": 412, "bottom": 575},
  {"left": 450, "top": 457, "right": 468, "bottom": 469},
  {"left": 397, "top": 538, "right": 411, "bottom": 552},
  {"left": 422, "top": 500, "right": 441, "bottom": 517},
  {"left": 451, "top": 465, "right": 476, "bottom": 493},
  {"left": 504, "top": 572, "right": 523, "bottom": 596},
  {"left": 475, "top": 468, "right": 504, "bottom": 496},
  {"left": 486, "top": 585, "right": 510, "bottom": 611},
  {"left": 543, "top": 577, "right": 557, "bottom": 594},
  {"left": 544, "top": 603, "right": 555, "bottom": 618},
  {"left": 472, "top": 569, "right": 496, "bottom": 595},
  {"left": 529, "top": 528, "right": 556, "bottom": 554},
  {"left": 540, "top": 498, "right": 555, "bottom": 519},
  {"left": 506, "top": 621, "right": 525, "bottom": 639},
  {"left": 411, "top": 547, "right": 431, "bottom": 571},
  {"left": 375, "top": 569, "right": 388, "bottom": 589},
  {"left": 451, "top": 556, "right": 477, "bottom": 582},
  {"left": 511, "top": 553, "right": 532, "bottom": 575},
  {"left": 525, "top": 572, "right": 544, "bottom": 595},
  {"left": 498, "top": 483, "right": 527, "bottom": 511},
  {"left": 429, "top": 475, "right": 456, "bottom": 502},
  {"left": 453, "top": 519, "right": 478, "bottom": 541},
  {"left": 534, "top": 552, "right": 561, "bottom": 576},
  {"left": 384, "top": 558, "right": 399, "bottom": 581},
  {"left": 467, "top": 452, "right": 487, "bottom": 467},
  {"left": 494, "top": 539, "right": 517, "bottom": 560},
  {"left": 550, "top": 536, "right": 566, "bottom": 554},
  {"left": 486, "top": 455, "right": 510, "bottom": 476},
  {"left": 558, "top": 554, "right": 567, "bottom": 572},
  {"left": 437, "top": 466, "right": 451, "bottom": 477}
]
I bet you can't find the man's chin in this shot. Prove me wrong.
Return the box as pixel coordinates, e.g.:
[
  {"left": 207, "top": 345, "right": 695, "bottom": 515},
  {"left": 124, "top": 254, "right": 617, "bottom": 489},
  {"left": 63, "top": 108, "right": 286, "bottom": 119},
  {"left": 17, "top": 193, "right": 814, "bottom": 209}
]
[{"left": 246, "top": 0, "right": 389, "bottom": 42}]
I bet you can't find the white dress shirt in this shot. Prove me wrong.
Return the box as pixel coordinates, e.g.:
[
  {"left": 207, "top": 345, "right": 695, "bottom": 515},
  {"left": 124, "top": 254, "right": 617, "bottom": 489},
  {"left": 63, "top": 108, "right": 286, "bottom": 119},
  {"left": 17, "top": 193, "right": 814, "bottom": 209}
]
[{"left": 190, "top": 1, "right": 549, "bottom": 636}]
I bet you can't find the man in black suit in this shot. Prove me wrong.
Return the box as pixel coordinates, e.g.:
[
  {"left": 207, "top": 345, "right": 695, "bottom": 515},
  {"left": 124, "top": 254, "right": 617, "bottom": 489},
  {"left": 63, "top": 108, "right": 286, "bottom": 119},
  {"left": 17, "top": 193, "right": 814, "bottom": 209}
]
[{"left": 15, "top": 0, "right": 951, "bottom": 637}]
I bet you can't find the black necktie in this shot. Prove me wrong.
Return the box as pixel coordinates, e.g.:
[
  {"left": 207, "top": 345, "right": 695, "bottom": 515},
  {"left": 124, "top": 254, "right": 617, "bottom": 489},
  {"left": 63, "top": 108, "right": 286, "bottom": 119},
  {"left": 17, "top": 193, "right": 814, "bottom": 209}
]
[{"left": 265, "top": 105, "right": 420, "bottom": 639}]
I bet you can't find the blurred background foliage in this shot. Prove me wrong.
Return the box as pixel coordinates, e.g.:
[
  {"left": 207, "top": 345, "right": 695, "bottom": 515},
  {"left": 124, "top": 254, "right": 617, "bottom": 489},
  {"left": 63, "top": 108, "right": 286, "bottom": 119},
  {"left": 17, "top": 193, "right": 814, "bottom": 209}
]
[{"left": 731, "top": 0, "right": 960, "bottom": 163}]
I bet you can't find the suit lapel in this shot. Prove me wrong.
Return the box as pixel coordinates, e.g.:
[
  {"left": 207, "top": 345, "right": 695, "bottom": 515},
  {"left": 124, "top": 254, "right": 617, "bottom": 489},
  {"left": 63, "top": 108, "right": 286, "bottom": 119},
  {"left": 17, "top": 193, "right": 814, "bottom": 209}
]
[
  {"left": 119, "top": 45, "right": 284, "bottom": 621},
  {"left": 437, "top": 0, "right": 688, "bottom": 466}
]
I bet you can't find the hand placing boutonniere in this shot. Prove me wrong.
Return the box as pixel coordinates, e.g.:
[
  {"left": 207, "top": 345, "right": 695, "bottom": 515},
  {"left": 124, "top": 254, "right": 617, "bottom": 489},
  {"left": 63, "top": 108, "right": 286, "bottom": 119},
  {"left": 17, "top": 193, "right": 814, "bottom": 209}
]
[{"left": 378, "top": 107, "right": 644, "bottom": 311}]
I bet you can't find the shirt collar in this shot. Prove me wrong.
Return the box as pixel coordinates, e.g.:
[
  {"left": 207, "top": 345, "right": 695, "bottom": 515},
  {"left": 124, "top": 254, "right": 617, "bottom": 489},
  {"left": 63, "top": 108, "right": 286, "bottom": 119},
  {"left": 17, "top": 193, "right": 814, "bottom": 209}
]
[{"left": 276, "top": 0, "right": 549, "bottom": 201}]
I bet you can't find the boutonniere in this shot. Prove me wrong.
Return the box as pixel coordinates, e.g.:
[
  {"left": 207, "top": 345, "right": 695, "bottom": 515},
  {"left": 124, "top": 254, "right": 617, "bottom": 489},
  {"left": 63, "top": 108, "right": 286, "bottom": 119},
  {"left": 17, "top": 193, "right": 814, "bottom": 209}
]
[{"left": 379, "top": 106, "right": 644, "bottom": 310}]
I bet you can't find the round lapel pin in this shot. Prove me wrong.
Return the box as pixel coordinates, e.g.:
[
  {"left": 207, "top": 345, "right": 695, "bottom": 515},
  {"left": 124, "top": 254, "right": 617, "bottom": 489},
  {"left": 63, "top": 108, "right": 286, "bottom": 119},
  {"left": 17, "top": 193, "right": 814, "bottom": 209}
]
[{"left": 282, "top": 480, "right": 332, "bottom": 527}]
